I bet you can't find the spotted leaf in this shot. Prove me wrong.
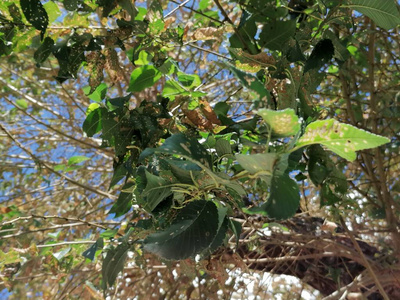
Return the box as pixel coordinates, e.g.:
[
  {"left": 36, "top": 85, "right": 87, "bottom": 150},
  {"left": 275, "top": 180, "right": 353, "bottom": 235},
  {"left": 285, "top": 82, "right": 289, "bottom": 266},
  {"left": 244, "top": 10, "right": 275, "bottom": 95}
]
[
  {"left": 20, "top": 0, "right": 49, "bottom": 39},
  {"left": 296, "top": 119, "right": 390, "bottom": 161},
  {"left": 143, "top": 200, "right": 218, "bottom": 260},
  {"left": 258, "top": 108, "right": 300, "bottom": 136}
]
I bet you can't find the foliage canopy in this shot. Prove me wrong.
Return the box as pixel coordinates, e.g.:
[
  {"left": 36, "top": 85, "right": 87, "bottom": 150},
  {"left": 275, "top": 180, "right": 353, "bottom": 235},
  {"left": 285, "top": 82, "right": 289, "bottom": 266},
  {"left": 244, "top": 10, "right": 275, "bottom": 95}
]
[{"left": 0, "top": 0, "right": 400, "bottom": 298}]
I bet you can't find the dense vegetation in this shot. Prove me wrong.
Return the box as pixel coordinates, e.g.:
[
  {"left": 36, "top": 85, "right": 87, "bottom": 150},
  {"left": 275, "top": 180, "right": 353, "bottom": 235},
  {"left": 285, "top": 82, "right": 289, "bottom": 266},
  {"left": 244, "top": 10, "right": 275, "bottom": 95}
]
[{"left": 0, "top": 0, "right": 399, "bottom": 298}]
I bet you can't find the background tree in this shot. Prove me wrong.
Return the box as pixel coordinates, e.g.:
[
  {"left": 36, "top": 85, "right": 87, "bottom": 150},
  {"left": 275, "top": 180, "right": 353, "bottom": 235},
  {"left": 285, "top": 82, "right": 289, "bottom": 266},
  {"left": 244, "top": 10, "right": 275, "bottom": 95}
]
[{"left": 0, "top": 0, "right": 399, "bottom": 299}]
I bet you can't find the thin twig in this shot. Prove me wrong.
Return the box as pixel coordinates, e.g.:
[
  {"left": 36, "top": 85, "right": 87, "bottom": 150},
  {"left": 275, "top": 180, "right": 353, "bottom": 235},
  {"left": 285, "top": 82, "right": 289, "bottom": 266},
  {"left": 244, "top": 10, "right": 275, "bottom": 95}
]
[
  {"left": 165, "top": 0, "right": 190, "bottom": 18},
  {"left": 212, "top": 0, "right": 256, "bottom": 54},
  {"left": 339, "top": 216, "right": 389, "bottom": 300},
  {"left": 36, "top": 240, "right": 96, "bottom": 248},
  {"left": 0, "top": 122, "right": 116, "bottom": 200}
]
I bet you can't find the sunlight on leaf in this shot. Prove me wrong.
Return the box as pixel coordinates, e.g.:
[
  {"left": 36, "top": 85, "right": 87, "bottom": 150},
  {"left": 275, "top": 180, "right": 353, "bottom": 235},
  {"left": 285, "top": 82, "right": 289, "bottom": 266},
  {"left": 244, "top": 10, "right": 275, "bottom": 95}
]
[
  {"left": 258, "top": 108, "right": 301, "bottom": 136},
  {"left": 296, "top": 119, "right": 390, "bottom": 161}
]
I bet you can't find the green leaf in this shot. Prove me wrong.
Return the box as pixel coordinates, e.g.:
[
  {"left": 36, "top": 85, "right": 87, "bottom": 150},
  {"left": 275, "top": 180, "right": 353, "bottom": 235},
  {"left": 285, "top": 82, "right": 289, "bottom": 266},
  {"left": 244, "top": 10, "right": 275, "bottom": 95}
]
[
  {"left": 116, "top": 19, "right": 148, "bottom": 35},
  {"left": 128, "top": 65, "right": 161, "bottom": 92},
  {"left": 203, "top": 207, "right": 229, "bottom": 256},
  {"left": 53, "top": 164, "right": 66, "bottom": 171},
  {"left": 118, "top": 0, "right": 137, "bottom": 19},
  {"left": 162, "top": 80, "right": 187, "bottom": 98},
  {"left": 235, "top": 153, "right": 277, "bottom": 176},
  {"left": 107, "top": 94, "right": 131, "bottom": 109},
  {"left": 140, "top": 133, "right": 212, "bottom": 168},
  {"left": 86, "top": 103, "right": 100, "bottom": 116},
  {"left": 178, "top": 74, "right": 201, "bottom": 88},
  {"left": 142, "top": 171, "right": 172, "bottom": 212},
  {"left": 20, "top": 0, "right": 49, "bottom": 39},
  {"left": 257, "top": 108, "right": 301, "bottom": 136},
  {"left": 82, "top": 238, "right": 104, "bottom": 261},
  {"left": 68, "top": 155, "right": 90, "bottom": 165},
  {"left": 143, "top": 200, "right": 219, "bottom": 260},
  {"left": 225, "top": 181, "right": 247, "bottom": 201},
  {"left": 215, "top": 139, "right": 232, "bottom": 157},
  {"left": 344, "top": 0, "right": 400, "bottom": 30},
  {"left": 102, "top": 242, "right": 130, "bottom": 290},
  {"left": 8, "top": 3, "right": 23, "bottom": 24},
  {"left": 286, "top": 38, "right": 306, "bottom": 62},
  {"left": 109, "top": 181, "right": 135, "bottom": 217},
  {"left": 52, "top": 247, "right": 71, "bottom": 261},
  {"left": 259, "top": 20, "right": 296, "bottom": 51},
  {"left": 134, "top": 50, "right": 151, "bottom": 65},
  {"left": 262, "top": 173, "right": 300, "bottom": 220},
  {"left": 187, "top": 99, "right": 199, "bottom": 110},
  {"left": 83, "top": 107, "right": 105, "bottom": 137},
  {"left": 227, "top": 64, "right": 270, "bottom": 103},
  {"left": 63, "top": 0, "right": 81, "bottom": 11},
  {"left": 34, "top": 37, "right": 54, "bottom": 64},
  {"left": 304, "top": 39, "right": 335, "bottom": 73},
  {"left": 97, "top": 0, "right": 117, "bottom": 18},
  {"left": 100, "top": 229, "right": 118, "bottom": 238},
  {"left": 53, "top": 36, "right": 87, "bottom": 82},
  {"left": 15, "top": 99, "right": 28, "bottom": 110},
  {"left": 43, "top": 0, "right": 61, "bottom": 23},
  {"left": 324, "top": 31, "right": 350, "bottom": 62},
  {"left": 229, "top": 16, "right": 258, "bottom": 54},
  {"left": 109, "top": 164, "right": 128, "bottom": 189},
  {"left": 83, "top": 83, "right": 107, "bottom": 102},
  {"left": 307, "top": 145, "right": 347, "bottom": 192},
  {"left": 296, "top": 119, "right": 391, "bottom": 161},
  {"left": 165, "top": 160, "right": 202, "bottom": 184}
]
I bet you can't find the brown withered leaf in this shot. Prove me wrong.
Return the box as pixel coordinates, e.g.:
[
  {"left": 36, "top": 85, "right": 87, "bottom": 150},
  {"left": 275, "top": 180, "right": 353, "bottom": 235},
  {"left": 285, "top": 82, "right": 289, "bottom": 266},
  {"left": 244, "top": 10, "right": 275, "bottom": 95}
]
[
  {"left": 104, "top": 48, "right": 124, "bottom": 84},
  {"left": 231, "top": 48, "right": 275, "bottom": 67},
  {"left": 190, "top": 25, "right": 234, "bottom": 42},
  {"left": 86, "top": 51, "right": 105, "bottom": 94},
  {"left": 199, "top": 100, "right": 221, "bottom": 126},
  {"left": 182, "top": 104, "right": 213, "bottom": 131},
  {"left": 181, "top": 99, "right": 221, "bottom": 130}
]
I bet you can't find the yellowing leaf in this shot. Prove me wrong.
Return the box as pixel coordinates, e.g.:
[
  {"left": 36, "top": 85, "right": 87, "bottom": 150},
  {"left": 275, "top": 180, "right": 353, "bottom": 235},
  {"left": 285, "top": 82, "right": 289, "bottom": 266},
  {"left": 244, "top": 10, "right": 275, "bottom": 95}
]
[
  {"left": 296, "top": 119, "right": 390, "bottom": 161},
  {"left": 258, "top": 108, "right": 300, "bottom": 136}
]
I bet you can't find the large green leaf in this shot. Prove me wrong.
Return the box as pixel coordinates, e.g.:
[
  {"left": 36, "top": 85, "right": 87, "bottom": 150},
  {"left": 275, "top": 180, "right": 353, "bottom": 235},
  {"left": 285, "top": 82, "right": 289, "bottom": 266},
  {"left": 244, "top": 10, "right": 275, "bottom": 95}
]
[
  {"left": 82, "top": 107, "right": 105, "bottom": 137},
  {"left": 262, "top": 173, "right": 300, "bottom": 220},
  {"left": 257, "top": 108, "right": 301, "bottom": 136},
  {"left": 344, "top": 0, "right": 400, "bottom": 30},
  {"left": 128, "top": 65, "right": 161, "bottom": 92},
  {"left": 235, "top": 153, "right": 277, "bottom": 176},
  {"left": 259, "top": 20, "right": 296, "bottom": 51},
  {"left": 324, "top": 31, "right": 350, "bottom": 62},
  {"left": 83, "top": 83, "right": 108, "bottom": 102},
  {"left": 142, "top": 171, "right": 172, "bottom": 212},
  {"left": 304, "top": 39, "right": 334, "bottom": 73},
  {"left": 102, "top": 242, "right": 130, "bottom": 290},
  {"left": 143, "top": 200, "right": 219, "bottom": 260},
  {"left": 109, "top": 181, "right": 135, "bottom": 217},
  {"left": 202, "top": 207, "right": 228, "bottom": 256},
  {"left": 165, "top": 159, "right": 202, "bottom": 184},
  {"left": 43, "top": 0, "right": 61, "bottom": 23},
  {"left": 162, "top": 80, "right": 187, "bottom": 98},
  {"left": 296, "top": 119, "right": 390, "bottom": 161},
  {"left": 34, "top": 37, "right": 54, "bottom": 64},
  {"left": 109, "top": 164, "right": 128, "bottom": 189},
  {"left": 20, "top": 0, "right": 49, "bottom": 38},
  {"left": 140, "top": 133, "right": 212, "bottom": 168},
  {"left": 227, "top": 64, "right": 270, "bottom": 103},
  {"left": 215, "top": 139, "right": 232, "bottom": 157}
]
